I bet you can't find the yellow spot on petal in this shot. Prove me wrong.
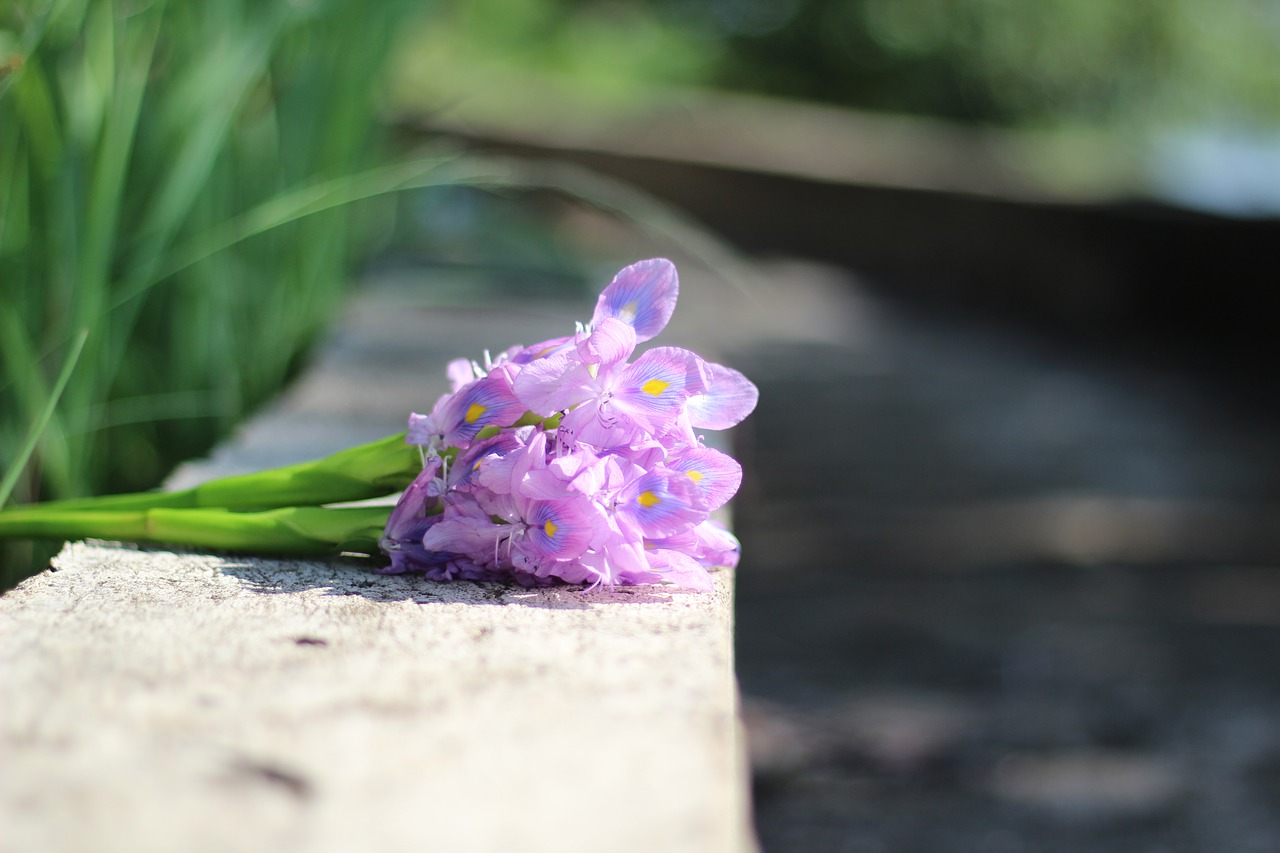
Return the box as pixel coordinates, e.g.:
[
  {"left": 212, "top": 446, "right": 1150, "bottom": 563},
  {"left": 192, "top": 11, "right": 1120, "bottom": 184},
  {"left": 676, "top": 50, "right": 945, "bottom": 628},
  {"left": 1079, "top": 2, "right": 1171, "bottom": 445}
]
[
  {"left": 686, "top": 469, "right": 704, "bottom": 483},
  {"left": 464, "top": 402, "right": 487, "bottom": 424},
  {"left": 619, "top": 301, "right": 638, "bottom": 323},
  {"left": 637, "top": 490, "right": 661, "bottom": 508},
  {"left": 641, "top": 379, "right": 669, "bottom": 397},
  {"left": 544, "top": 520, "right": 558, "bottom": 538}
]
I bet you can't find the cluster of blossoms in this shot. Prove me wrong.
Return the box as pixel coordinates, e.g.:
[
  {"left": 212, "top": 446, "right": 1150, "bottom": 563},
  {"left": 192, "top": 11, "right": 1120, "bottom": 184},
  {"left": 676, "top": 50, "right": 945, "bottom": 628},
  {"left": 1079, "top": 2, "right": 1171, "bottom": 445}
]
[{"left": 377, "top": 259, "right": 758, "bottom": 591}]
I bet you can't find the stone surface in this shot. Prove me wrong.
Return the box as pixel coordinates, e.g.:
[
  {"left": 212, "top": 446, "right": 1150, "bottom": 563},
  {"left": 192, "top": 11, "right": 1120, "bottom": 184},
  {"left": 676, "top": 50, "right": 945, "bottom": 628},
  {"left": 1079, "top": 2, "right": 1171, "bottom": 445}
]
[{"left": 1, "top": 543, "right": 748, "bottom": 853}]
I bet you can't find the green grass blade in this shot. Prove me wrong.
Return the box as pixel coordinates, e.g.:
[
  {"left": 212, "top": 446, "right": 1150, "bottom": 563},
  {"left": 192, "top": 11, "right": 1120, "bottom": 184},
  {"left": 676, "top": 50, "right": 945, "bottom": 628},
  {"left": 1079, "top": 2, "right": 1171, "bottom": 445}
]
[
  {"left": 0, "top": 327, "right": 89, "bottom": 509},
  {"left": 113, "top": 155, "right": 461, "bottom": 310}
]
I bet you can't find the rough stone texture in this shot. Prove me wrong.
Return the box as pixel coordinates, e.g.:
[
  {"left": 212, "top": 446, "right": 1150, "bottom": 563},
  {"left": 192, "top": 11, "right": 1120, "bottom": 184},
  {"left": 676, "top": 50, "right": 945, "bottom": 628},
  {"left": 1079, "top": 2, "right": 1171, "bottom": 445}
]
[{"left": 1, "top": 543, "right": 746, "bottom": 853}]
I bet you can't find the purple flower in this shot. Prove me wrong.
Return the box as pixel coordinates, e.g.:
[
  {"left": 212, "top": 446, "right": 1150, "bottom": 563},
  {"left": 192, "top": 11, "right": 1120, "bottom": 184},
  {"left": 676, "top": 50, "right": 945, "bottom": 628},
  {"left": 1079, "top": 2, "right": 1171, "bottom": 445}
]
[
  {"left": 377, "top": 458, "right": 451, "bottom": 574},
  {"left": 515, "top": 343, "right": 708, "bottom": 447},
  {"left": 380, "top": 258, "right": 756, "bottom": 592}
]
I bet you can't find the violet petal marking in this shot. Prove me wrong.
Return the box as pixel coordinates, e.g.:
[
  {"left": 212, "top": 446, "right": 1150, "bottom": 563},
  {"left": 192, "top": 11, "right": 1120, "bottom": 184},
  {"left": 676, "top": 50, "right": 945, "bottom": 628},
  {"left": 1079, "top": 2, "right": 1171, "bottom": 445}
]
[
  {"left": 591, "top": 258, "right": 679, "bottom": 342},
  {"left": 440, "top": 373, "right": 526, "bottom": 447},
  {"left": 611, "top": 346, "right": 708, "bottom": 434}
]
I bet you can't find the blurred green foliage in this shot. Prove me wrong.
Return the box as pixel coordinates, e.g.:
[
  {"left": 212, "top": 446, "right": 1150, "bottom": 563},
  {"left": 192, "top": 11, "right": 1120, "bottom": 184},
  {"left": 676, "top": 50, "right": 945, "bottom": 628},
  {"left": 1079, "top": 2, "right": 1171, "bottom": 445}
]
[
  {"left": 702, "top": 0, "right": 1280, "bottom": 127},
  {"left": 0, "top": 0, "right": 420, "bottom": 584},
  {"left": 407, "top": 0, "right": 1280, "bottom": 128}
]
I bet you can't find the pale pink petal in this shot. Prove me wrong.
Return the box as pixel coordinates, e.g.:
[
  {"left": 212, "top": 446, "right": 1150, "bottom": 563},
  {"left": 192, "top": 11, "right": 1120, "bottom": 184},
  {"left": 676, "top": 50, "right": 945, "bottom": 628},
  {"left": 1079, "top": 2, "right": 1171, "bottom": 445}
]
[
  {"left": 654, "top": 410, "right": 699, "bottom": 452},
  {"left": 454, "top": 429, "right": 529, "bottom": 489},
  {"left": 519, "top": 438, "right": 599, "bottom": 501},
  {"left": 506, "top": 430, "right": 549, "bottom": 497},
  {"left": 574, "top": 550, "right": 620, "bottom": 586},
  {"left": 693, "top": 520, "right": 740, "bottom": 569},
  {"left": 686, "top": 362, "right": 758, "bottom": 430},
  {"left": 421, "top": 515, "right": 504, "bottom": 557},
  {"left": 520, "top": 469, "right": 568, "bottom": 501},
  {"left": 511, "top": 335, "right": 574, "bottom": 364},
  {"left": 558, "top": 401, "right": 641, "bottom": 451},
  {"left": 647, "top": 548, "right": 714, "bottom": 591},
  {"left": 447, "top": 358, "right": 477, "bottom": 391},
  {"left": 608, "top": 439, "right": 668, "bottom": 470},
  {"left": 406, "top": 412, "right": 437, "bottom": 445},
  {"left": 511, "top": 352, "right": 597, "bottom": 415},
  {"left": 475, "top": 450, "right": 521, "bottom": 495},
  {"left": 575, "top": 317, "right": 637, "bottom": 366}
]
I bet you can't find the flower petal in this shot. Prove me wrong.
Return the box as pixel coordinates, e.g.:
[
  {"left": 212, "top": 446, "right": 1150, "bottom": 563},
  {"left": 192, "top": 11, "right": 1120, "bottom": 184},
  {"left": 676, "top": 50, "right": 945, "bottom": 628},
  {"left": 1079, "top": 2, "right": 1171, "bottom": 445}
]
[
  {"left": 420, "top": 515, "right": 503, "bottom": 560},
  {"left": 521, "top": 450, "right": 607, "bottom": 500},
  {"left": 646, "top": 548, "right": 714, "bottom": 591},
  {"left": 611, "top": 346, "right": 708, "bottom": 435},
  {"left": 557, "top": 401, "right": 641, "bottom": 451},
  {"left": 447, "top": 358, "right": 478, "bottom": 391},
  {"left": 591, "top": 258, "right": 678, "bottom": 343},
  {"left": 665, "top": 446, "right": 743, "bottom": 511},
  {"left": 383, "top": 457, "right": 442, "bottom": 541},
  {"left": 440, "top": 374, "right": 527, "bottom": 447},
  {"left": 523, "top": 499, "right": 594, "bottom": 562},
  {"left": 406, "top": 411, "right": 437, "bottom": 446},
  {"left": 617, "top": 468, "right": 705, "bottom": 538},
  {"left": 452, "top": 428, "right": 529, "bottom": 489},
  {"left": 575, "top": 317, "right": 636, "bottom": 366},
  {"left": 693, "top": 519, "right": 740, "bottom": 569},
  {"left": 511, "top": 335, "right": 574, "bottom": 364},
  {"left": 685, "top": 362, "right": 759, "bottom": 430},
  {"left": 511, "top": 351, "right": 597, "bottom": 415}
]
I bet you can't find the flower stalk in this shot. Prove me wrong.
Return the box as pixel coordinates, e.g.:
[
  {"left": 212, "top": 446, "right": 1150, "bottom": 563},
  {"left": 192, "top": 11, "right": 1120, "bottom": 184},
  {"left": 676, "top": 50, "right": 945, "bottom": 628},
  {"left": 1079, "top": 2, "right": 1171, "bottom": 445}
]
[
  {"left": 3, "top": 432, "right": 419, "bottom": 515},
  {"left": 0, "top": 432, "right": 418, "bottom": 558},
  {"left": 0, "top": 505, "right": 391, "bottom": 556}
]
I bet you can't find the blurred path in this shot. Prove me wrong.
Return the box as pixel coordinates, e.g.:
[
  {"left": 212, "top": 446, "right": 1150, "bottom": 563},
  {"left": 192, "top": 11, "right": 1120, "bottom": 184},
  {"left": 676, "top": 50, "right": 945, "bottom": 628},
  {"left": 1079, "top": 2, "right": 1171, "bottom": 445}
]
[{"left": 728, "top": 261, "right": 1280, "bottom": 853}]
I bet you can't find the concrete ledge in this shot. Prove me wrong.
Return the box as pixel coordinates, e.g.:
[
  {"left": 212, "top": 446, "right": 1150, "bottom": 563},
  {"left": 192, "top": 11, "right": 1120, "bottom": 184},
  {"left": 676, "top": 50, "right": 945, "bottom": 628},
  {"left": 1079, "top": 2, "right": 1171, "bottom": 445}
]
[{"left": 1, "top": 543, "right": 750, "bottom": 852}]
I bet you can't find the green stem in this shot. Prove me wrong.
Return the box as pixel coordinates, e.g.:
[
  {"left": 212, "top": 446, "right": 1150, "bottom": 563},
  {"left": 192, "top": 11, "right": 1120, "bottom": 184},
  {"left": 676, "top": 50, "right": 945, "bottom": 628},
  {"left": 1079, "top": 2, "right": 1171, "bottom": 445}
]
[
  {"left": 2, "top": 431, "right": 419, "bottom": 515},
  {"left": 0, "top": 505, "right": 391, "bottom": 556}
]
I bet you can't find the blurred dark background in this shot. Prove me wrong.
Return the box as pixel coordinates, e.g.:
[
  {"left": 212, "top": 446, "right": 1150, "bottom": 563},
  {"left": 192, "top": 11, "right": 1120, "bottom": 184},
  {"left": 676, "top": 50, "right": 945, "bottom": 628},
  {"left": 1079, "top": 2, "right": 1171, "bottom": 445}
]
[{"left": 4, "top": 1, "right": 1279, "bottom": 849}]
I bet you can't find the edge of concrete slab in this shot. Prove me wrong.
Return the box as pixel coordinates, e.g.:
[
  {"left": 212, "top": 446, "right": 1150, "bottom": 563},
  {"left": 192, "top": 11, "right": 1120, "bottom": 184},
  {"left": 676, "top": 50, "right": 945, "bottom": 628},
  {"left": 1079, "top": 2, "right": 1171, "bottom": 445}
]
[{"left": 1, "top": 541, "right": 756, "bottom": 853}]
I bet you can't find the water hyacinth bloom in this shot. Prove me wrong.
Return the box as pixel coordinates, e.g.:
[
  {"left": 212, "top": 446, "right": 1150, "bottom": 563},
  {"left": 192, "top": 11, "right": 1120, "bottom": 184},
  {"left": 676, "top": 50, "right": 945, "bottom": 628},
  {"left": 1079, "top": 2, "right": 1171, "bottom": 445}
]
[{"left": 381, "top": 258, "right": 758, "bottom": 591}]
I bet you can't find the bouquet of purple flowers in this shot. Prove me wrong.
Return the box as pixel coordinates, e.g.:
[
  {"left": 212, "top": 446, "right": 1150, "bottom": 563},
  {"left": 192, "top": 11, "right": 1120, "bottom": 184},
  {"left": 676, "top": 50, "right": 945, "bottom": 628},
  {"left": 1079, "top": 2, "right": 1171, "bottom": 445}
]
[
  {"left": 381, "top": 258, "right": 756, "bottom": 590},
  {"left": 0, "top": 260, "right": 757, "bottom": 591}
]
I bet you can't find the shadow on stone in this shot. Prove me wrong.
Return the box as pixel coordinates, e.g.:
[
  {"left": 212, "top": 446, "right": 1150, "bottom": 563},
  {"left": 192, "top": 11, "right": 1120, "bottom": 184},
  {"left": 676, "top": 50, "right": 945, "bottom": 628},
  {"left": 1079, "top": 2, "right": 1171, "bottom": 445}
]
[{"left": 200, "top": 548, "right": 690, "bottom": 609}]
